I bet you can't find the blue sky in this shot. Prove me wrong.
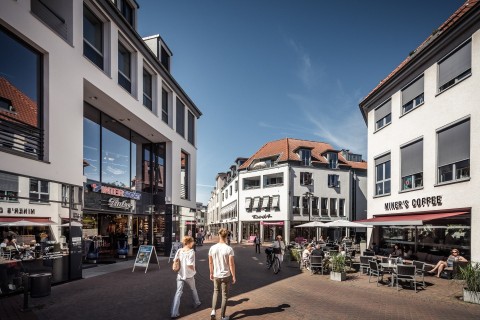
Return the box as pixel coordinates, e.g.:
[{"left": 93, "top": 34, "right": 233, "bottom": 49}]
[{"left": 137, "top": 0, "right": 464, "bottom": 205}]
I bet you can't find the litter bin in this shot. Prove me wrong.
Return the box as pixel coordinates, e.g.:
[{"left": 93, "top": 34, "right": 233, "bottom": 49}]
[{"left": 29, "top": 273, "right": 52, "bottom": 298}]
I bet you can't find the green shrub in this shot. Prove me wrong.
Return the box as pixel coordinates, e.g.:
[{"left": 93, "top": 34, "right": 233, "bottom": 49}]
[
  {"left": 330, "top": 254, "right": 346, "bottom": 273},
  {"left": 458, "top": 262, "right": 480, "bottom": 293}
]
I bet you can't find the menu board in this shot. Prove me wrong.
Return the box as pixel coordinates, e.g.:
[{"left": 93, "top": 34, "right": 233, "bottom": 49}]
[
  {"left": 168, "top": 242, "right": 183, "bottom": 263},
  {"left": 132, "top": 245, "right": 160, "bottom": 273}
]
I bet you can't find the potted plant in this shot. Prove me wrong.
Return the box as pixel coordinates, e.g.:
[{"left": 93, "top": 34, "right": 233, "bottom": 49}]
[
  {"left": 330, "top": 253, "right": 347, "bottom": 281},
  {"left": 457, "top": 262, "right": 480, "bottom": 304}
]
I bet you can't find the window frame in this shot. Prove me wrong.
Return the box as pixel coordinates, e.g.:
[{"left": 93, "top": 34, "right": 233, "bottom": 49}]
[
  {"left": 300, "top": 172, "right": 313, "bottom": 186},
  {"left": 328, "top": 174, "right": 339, "bottom": 188},
  {"left": 299, "top": 149, "right": 312, "bottom": 166},
  {"left": 437, "top": 39, "right": 472, "bottom": 93},
  {"left": 161, "top": 87, "right": 169, "bottom": 124},
  {"left": 375, "top": 156, "right": 391, "bottom": 196},
  {"left": 118, "top": 40, "right": 132, "bottom": 93},
  {"left": 142, "top": 68, "right": 153, "bottom": 110},
  {"left": 29, "top": 178, "right": 49, "bottom": 203},
  {"left": 83, "top": 4, "right": 104, "bottom": 70}
]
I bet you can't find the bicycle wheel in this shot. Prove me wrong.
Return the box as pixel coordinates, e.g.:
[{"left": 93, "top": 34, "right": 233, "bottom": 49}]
[
  {"left": 266, "top": 256, "right": 273, "bottom": 269},
  {"left": 273, "top": 257, "right": 280, "bottom": 274}
]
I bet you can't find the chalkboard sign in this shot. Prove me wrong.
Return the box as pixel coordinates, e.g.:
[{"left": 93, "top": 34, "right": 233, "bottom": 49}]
[
  {"left": 168, "top": 242, "right": 183, "bottom": 263},
  {"left": 132, "top": 245, "right": 160, "bottom": 273}
]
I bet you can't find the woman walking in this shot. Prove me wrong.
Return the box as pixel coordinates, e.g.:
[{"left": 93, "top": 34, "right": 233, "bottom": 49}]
[{"left": 171, "top": 236, "right": 201, "bottom": 319}]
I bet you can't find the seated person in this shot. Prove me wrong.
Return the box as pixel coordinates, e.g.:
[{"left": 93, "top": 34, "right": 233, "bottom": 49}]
[
  {"left": 311, "top": 244, "right": 324, "bottom": 257},
  {"left": 318, "top": 236, "right": 325, "bottom": 243},
  {"left": 403, "top": 245, "right": 413, "bottom": 259},
  {"left": 391, "top": 244, "right": 403, "bottom": 257},
  {"left": 302, "top": 244, "right": 313, "bottom": 269},
  {"left": 428, "top": 249, "right": 467, "bottom": 278}
]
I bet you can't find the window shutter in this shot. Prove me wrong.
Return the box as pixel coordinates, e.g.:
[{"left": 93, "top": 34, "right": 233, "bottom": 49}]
[
  {"left": 374, "top": 100, "right": 391, "bottom": 123},
  {"left": 438, "top": 41, "right": 471, "bottom": 88},
  {"left": 0, "top": 172, "right": 18, "bottom": 191},
  {"left": 402, "top": 76, "right": 424, "bottom": 105},
  {"left": 375, "top": 153, "right": 391, "bottom": 166},
  {"left": 437, "top": 119, "right": 470, "bottom": 167},
  {"left": 401, "top": 139, "right": 423, "bottom": 177}
]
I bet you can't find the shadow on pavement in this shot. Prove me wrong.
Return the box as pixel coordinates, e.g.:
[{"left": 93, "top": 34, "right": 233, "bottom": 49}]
[
  {"left": 229, "top": 303, "right": 290, "bottom": 319},
  {"left": 228, "top": 298, "right": 249, "bottom": 307}
]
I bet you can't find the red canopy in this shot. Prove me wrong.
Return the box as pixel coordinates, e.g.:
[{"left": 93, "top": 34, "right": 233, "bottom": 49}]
[
  {"left": 0, "top": 217, "right": 54, "bottom": 225},
  {"left": 355, "top": 211, "right": 468, "bottom": 226}
]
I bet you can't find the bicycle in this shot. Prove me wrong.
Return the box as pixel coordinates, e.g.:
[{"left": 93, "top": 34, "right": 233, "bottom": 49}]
[{"left": 265, "top": 247, "right": 281, "bottom": 274}]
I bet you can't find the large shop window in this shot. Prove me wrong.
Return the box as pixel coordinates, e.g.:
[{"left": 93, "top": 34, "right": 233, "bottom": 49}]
[
  {"left": 118, "top": 42, "right": 132, "bottom": 93},
  {"left": 375, "top": 153, "right": 391, "bottom": 196},
  {"left": 374, "top": 100, "right": 391, "bottom": 131},
  {"left": 402, "top": 75, "right": 424, "bottom": 114},
  {"left": 180, "top": 151, "right": 189, "bottom": 200},
  {"left": 83, "top": 4, "right": 103, "bottom": 69},
  {"left": 401, "top": 139, "right": 423, "bottom": 190},
  {"left": 29, "top": 178, "right": 49, "bottom": 203},
  {"left": 83, "top": 106, "right": 101, "bottom": 182},
  {"left": 0, "top": 27, "right": 43, "bottom": 160},
  {"left": 0, "top": 172, "right": 18, "bottom": 202},
  {"left": 438, "top": 40, "right": 471, "bottom": 92},
  {"left": 437, "top": 118, "right": 470, "bottom": 183},
  {"left": 176, "top": 98, "right": 185, "bottom": 137}
]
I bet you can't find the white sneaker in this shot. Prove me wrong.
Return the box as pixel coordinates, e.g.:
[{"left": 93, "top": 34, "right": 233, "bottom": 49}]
[
  {"left": 210, "top": 310, "right": 216, "bottom": 320},
  {"left": 221, "top": 317, "right": 229, "bottom": 320}
]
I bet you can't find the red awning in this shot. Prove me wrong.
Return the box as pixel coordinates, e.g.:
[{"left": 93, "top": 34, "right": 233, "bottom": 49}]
[
  {"left": 0, "top": 217, "right": 54, "bottom": 225},
  {"left": 356, "top": 211, "right": 468, "bottom": 226}
]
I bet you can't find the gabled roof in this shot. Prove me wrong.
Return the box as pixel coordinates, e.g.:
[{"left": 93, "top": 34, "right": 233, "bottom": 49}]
[
  {"left": 0, "top": 77, "right": 38, "bottom": 127},
  {"left": 239, "top": 138, "right": 367, "bottom": 170},
  {"left": 360, "top": 0, "right": 479, "bottom": 118}
]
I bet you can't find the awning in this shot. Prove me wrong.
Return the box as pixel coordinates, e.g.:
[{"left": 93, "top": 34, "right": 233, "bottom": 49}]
[
  {"left": 356, "top": 211, "right": 468, "bottom": 226},
  {"left": 0, "top": 217, "right": 55, "bottom": 226}
]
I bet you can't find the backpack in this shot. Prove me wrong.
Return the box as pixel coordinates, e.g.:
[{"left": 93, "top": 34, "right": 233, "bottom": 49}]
[{"left": 172, "top": 250, "right": 181, "bottom": 272}]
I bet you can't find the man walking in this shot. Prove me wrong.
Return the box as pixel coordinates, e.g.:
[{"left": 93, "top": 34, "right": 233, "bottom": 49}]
[
  {"left": 254, "top": 233, "right": 261, "bottom": 254},
  {"left": 209, "top": 228, "right": 236, "bottom": 320}
]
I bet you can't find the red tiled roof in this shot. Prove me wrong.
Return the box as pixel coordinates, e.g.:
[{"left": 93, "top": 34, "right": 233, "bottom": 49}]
[
  {"left": 361, "top": 0, "right": 479, "bottom": 107},
  {"left": 239, "top": 138, "right": 367, "bottom": 170},
  {"left": 0, "top": 77, "right": 38, "bottom": 127}
]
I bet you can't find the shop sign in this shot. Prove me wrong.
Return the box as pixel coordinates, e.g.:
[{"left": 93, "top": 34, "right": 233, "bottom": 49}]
[
  {"left": 107, "top": 197, "right": 133, "bottom": 211},
  {"left": 252, "top": 214, "right": 273, "bottom": 219},
  {"left": 385, "top": 195, "right": 443, "bottom": 211},
  {"left": 90, "top": 183, "right": 141, "bottom": 200},
  {"left": 0, "top": 207, "right": 36, "bottom": 214},
  {"left": 260, "top": 221, "right": 284, "bottom": 226}
]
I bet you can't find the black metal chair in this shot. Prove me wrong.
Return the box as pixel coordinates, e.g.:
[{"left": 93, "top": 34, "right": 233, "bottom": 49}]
[
  {"left": 368, "top": 260, "right": 384, "bottom": 286},
  {"left": 360, "top": 256, "right": 371, "bottom": 274},
  {"left": 393, "top": 264, "right": 418, "bottom": 292},
  {"left": 310, "top": 255, "right": 324, "bottom": 275},
  {"left": 363, "top": 251, "right": 375, "bottom": 257},
  {"left": 412, "top": 260, "right": 426, "bottom": 288}
]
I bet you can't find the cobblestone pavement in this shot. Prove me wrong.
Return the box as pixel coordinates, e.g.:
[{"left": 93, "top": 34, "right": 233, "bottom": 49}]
[{"left": 2, "top": 242, "right": 480, "bottom": 320}]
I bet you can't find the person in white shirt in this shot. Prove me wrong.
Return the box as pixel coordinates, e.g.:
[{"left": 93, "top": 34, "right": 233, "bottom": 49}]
[
  {"left": 209, "top": 228, "right": 236, "bottom": 320},
  {"left": 272, "top": 235, "right": 286, "bottom": 263},
  {"left": 171, "top": 236, "right": 201, "bottom": 319}
]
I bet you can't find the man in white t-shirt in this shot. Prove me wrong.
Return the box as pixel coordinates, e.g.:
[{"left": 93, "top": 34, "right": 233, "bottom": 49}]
[{"left": 208, "top": 228, "right": 236, "bottom": 320}]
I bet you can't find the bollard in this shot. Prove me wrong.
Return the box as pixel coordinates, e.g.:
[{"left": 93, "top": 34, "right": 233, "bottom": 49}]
[{"left": 20, "top": 273, "right": 30, "bottom": 312}]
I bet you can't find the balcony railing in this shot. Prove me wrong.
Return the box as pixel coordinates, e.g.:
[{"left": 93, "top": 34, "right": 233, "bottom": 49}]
[{"left": 0, "top": 113, "right": 43, "bottom": 160}]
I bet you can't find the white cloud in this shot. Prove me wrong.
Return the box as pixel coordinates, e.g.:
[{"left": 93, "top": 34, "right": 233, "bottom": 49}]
[
  {"left": 286, "top": 38, "right": 315, "bottom": 89},
  {"left": 197, "top": 183, "right": 215, "bottom": 188}
]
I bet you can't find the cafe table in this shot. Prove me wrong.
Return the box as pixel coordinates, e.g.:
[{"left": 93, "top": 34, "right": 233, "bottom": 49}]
[{"left": 379, "top": 262, "right": 396, "bottom": 287}]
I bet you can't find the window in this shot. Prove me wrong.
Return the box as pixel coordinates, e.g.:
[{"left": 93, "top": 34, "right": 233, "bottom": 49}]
[
  {"left": 118, "top": 42, "right": 131, "bottom": 92},
  {"left": 0, "top": 172, "right": 18, "bottom": 202},
  {"left": 243, "top": 177, "right": 260, "bottom": 189},
  {"left": 252, "top": 197, "right": 260, "bottom": 210},
  {"left": 262, "top": 196, "right": 270, "bottom": 209},
  {"left": 437, "top": 119, "right": 470, "bottom": 183},
  {"left": 401, "top": 139, "right": 423, "bottom": 190},
  {"left": 374, "top": 100, "right": 391, "bottom": 131},
  {"left": 300, "top": 172, "right": 313, "bottom": 185},
  {"left": 438, "top": 40, "right": 471, "bottom": 92},
  {"left": 229, "top": 186, "right": 232, "bottom": 196},
  {"left": 375, "top": 154, "right": 391, "bottom": 196},
  {"left": 188, "top": 111, "right": 195, "bottom": 145},
  {"left": 264, "top": 173, "right": 284, "bottom": 187},
  {"left": 143, "top": 69, "right": 152, "bottom": 110},
  {"left": 402, "top": 75, "right": 424, "bottom": 114},
  {"left": 330, "top": 198, "right": 337, "bottom": 216},
  {"left": 302, "top": 196, "right": 309, "bottom": 214},
  {"left": 83, "top": 105, "right": 101, "bottom": 182},
  {"left": 161, "top": 88, "right": 169, "bottom": 123},
  {"left": 311, "top": 197, "right": 319, "bottom": 216},
  {"left": 245, "top": 197, "right": 252, "bottom": 210},
  {"left": 83, "top": 5, "right": 103, "bottom": 69},
  {"left": 328, "top": 174, "right": 339, "bottom": 188},
  {"left": 327, "top": 153, "right": 338, "bottom": 169},
  {"left": 321, "top": 198, "right": 328, "bottom": 215},
  {"left": 339, "top": 199, "right": 345, "bottom": 217},
  {"left": 176, "top": 98, "right": 185, "bottom": 137},
  {"left": 30, "top": 178, "right": 49, "bottom": 203},
  {"left": 235, "top": 181, "right": 238, "bottom": 192},
  {"left": 0, "top": 27, "right": 43, "bottom": 159},
  {"left": 180, "top": 151, "right": 189, "bottom": 199},
  {"left": 119, "top": 0, "right": 134, "bottom": 26},
  {"left": 161, "top": 46, "right": 170, "bottom": 71},
  {"left": 299, "top": 149, "right": 311, "bottom": 166},
  {"left": 272, "top": 195, "right": 280, "bottom": 208},
  {"left": 293, "top": 196, "right": 300, "bottom": 215}
]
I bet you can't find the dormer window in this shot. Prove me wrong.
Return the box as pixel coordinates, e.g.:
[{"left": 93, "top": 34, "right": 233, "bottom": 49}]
[
  {"left": 161, "top": 46, "right": 170, "bottom": 71},
  {"left": 116, "top": 0, "right": 135, "bottom": 27},
  {"left": 299, "top": 149, "right": 311, "bottom": 166},
  {"left": 327, "top": 153, "right": 338, "bottom": 169}
]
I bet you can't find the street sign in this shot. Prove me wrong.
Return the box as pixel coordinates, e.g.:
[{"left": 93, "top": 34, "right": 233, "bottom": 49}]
[{"left": 132, "top": 245, "right": 160, "bottom": 273}]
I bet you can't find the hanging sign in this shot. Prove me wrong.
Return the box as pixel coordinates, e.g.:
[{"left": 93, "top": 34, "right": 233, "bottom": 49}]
[{"left": 132, "top": 245, "right": 160, "bottom": 273}]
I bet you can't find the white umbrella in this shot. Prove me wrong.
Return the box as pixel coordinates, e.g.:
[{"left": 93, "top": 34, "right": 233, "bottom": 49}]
[
  {"left": 294, "top": 221, "right": 324, "bottom": 228},
  {"left": 0, "top": 220, "right": 50, "bottom": 227},
  {"left": 60, "top": 221, "right": 83, "bottom": 227},
  {"left": 322, "top": 220, "right": 371, "bottom": 228}
]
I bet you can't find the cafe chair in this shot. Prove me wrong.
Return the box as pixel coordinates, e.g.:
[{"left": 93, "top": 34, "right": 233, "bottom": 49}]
[
  {"left": 369, "top": 260, "right": 385, "bottom": 286},
  {"left": 412, "top": 261, "right": 426, "bottom": 287},
  {"left": 393, "top": 265, "right": 418, "bottom": 292},
  {"left": 360, "top": 256, "right": 371, "bottom": 275},
  {"left": 310, "top": 255, "right": 324, "bottom": 275}
]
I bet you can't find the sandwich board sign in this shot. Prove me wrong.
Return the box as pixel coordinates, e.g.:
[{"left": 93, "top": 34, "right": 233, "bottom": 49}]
[
  {"left": 168, "top": 241, "right": 183, "bottom": 263},
  {"left": 132, "top": 245, "right": 160, "bottom": 273}
]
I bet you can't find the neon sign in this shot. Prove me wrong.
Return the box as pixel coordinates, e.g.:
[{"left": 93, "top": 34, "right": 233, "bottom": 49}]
[{"left": 90, "top": 184, "right": 141, "bottom": 200}]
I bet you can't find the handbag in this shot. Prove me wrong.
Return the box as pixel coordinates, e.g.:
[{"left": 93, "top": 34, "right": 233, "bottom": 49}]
[{"left": 172, "top": 250, "right": 181, "bottom": 272}]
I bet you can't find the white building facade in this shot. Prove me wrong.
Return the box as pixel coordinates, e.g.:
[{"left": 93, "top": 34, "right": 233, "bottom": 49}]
[
  {"left": 359, "top": 1, "right": 479, "bottom": 261},
  {"left": 0, "top": 0, "right": 201, "bottom": 273}
]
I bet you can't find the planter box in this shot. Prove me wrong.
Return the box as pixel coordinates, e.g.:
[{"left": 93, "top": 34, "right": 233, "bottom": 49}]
[
  {"left": 330, "top": 271, "right": 346, "bottom": 281},
  {"left": 464, "top": 289, "right": 480, "bottom": 304}
]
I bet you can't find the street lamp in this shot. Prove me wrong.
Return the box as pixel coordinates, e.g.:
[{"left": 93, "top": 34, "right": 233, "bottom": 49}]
[{"left": 303, "top": 191, "right": 314, "bottom": 222}]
